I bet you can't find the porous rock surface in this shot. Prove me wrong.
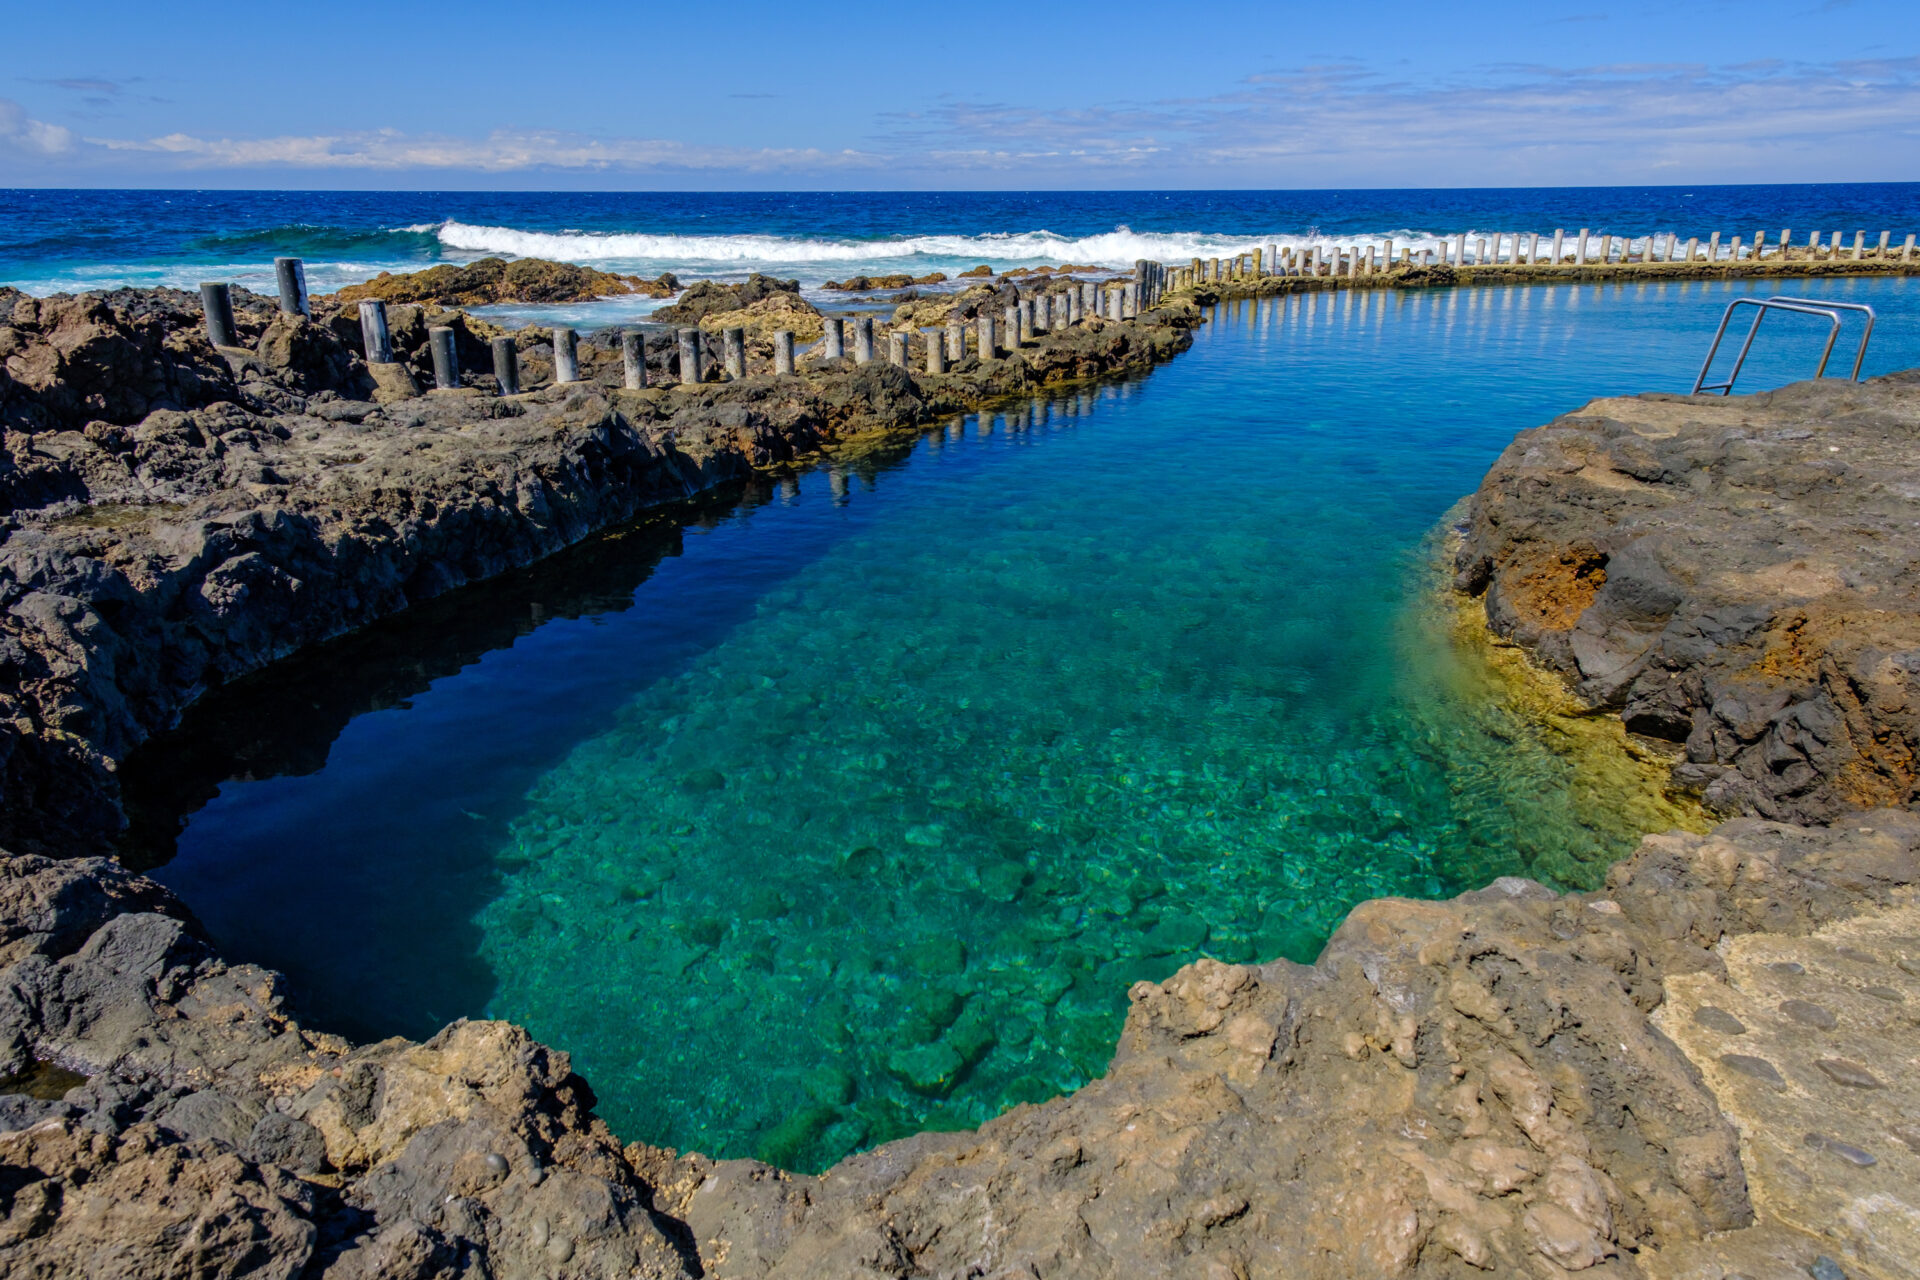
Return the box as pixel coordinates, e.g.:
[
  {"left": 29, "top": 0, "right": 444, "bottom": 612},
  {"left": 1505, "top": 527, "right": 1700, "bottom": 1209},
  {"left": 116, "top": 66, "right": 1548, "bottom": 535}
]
[
  {"left": 2, "top": 814, "right": 1915, "bottom": 1277},
  {"left": 1456, "top": 373, "right": 1920, "bottom": 825},
  {"left": 331, "top": 257, "right": 677, "bottom": 305},
  {"left": 0, "top": 285, "right": 1196, "bottom": 855}
]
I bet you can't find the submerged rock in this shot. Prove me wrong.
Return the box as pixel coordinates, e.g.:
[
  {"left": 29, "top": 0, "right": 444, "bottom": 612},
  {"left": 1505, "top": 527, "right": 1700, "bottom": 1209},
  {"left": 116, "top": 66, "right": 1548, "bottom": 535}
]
[{"left": 2, "top": 810, "right": 1915, "bottom": 1275}]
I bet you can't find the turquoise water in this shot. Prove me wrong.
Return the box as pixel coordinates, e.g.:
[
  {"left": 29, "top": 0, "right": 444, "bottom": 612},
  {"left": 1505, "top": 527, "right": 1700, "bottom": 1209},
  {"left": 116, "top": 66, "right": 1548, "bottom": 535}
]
[{"left": 148, "top": 275, "right": 1920, "bottom": 1172}]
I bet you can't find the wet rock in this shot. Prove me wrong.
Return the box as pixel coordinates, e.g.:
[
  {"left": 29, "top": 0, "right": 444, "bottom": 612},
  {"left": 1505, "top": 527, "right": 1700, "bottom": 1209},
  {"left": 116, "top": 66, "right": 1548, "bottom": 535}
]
[
  {"left": 1693, "top": 1005, "right": 1747, "bottom": 1035},
  {"left": 1780, "top": 998, "right": 1838, "bottom": 1029},
  {"left": 1721, "top": 1054, "right": 1787, "bottom": 1087},
  {"left": 1813, "top": 1057, "right": 1884, "bottom": 1088}
]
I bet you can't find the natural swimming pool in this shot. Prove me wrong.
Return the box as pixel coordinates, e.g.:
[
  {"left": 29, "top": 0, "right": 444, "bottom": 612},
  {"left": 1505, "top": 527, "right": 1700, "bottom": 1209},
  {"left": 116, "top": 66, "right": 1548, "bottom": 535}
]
[{"left": 137, "top": 275, "right": 1920, "bottom": 1171}]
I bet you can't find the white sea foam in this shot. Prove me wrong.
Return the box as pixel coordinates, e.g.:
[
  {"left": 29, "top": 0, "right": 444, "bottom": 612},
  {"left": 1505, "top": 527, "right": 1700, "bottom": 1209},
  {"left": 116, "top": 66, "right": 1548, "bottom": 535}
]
[{"left": 433, "top": 220, "right": 1486, "bottom": 269}]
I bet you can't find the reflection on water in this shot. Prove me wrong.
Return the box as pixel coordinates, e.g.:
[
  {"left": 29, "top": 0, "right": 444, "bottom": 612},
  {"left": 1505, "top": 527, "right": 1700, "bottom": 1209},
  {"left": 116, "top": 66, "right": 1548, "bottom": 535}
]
[{"left": 137, "top": 276, "right": 1920, "bottom": 1171}]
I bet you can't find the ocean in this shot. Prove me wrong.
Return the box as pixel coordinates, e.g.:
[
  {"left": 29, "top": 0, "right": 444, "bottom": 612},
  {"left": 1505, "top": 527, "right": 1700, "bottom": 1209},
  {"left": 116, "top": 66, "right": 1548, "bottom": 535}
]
[{"left": 4, "top": 184, "right": 1917, "bottom": 323}]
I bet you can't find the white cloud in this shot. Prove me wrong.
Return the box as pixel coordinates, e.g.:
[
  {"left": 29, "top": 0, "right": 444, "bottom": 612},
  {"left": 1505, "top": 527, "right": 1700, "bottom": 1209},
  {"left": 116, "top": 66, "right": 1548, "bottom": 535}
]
[
  {"left": 0, "top": 98, "right": 76, "bottom": 155},
  {"left": 6, "top": 55, "right": 1917, "bottom": 184}
]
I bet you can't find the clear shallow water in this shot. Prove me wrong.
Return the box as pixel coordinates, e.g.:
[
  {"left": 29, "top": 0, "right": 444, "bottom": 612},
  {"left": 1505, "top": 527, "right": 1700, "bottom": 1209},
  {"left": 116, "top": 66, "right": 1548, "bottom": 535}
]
[
  {"left": 3, "top": 185, "right": 1915, "bottom": 327},
  {"left": 142, "top": 275, "right": 1920, "bottom": 1173}
]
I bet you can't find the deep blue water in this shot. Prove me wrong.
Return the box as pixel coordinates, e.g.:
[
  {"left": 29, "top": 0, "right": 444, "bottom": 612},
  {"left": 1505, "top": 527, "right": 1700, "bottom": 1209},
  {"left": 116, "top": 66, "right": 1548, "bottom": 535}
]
[
  {"left": 3, "top": 184, "right": 1915, "bottom": 311},
  {"left": 131, "top": 264, "right": 1920, "bottom": 1170}
]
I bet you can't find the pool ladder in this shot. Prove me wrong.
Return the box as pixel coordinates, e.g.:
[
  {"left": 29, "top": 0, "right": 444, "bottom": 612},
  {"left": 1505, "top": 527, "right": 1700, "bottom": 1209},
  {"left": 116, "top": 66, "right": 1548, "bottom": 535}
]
[{"left": 1693, "top": 296, "right": 1875, "bottom": 395}]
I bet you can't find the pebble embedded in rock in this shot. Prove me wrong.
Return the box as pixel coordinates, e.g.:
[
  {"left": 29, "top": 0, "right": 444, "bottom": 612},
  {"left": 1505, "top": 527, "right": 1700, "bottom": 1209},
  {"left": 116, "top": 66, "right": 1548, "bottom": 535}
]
[
  {"left": 1814, "top": 1058, "right": 1884, "bottom": 1089},
  {"left": 1810, "top": 1254, "right": 1849, "bottom": 1280},
  {"left": 1692, "top": 1005, "right": 1747, "bottom": 1035},
  {"left": 1720, "top": 1054, "right": 1786, "bottom": 1087},
  {"left": 1803, "top": 1133, "right": 1876, "bottom": 1167},
  {"left": 1864, "top": 985, "right": 1903, "bottom": 1002},
  {"left": 484, "top": 1152, "right": 509, "bottom": 1175},
  {"left": 1769, "top": 961, "right": 1806, "bottom": 976},
  {"left": 1835, "top": 946, "right": 1876, "bottom": 964},
  {"left": 1779, "top": 999, "right": 1837, "bottom": 1030}
]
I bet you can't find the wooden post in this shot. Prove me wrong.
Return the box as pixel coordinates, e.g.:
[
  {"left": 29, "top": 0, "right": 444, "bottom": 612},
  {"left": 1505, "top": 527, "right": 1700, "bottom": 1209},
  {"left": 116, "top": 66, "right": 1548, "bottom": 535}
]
[
  {"left": 979, "top": 311, "right": 997, "bottom": 358},
  {"left": 199, "top": 282, "right": 238, "bottom": 349},
  {"left": 492, "top": 336, "right": 519, "bottom": 395},
  {"left": 552, "top": 327, "right": 579, "bottom": 383},
  {"left": 854, "top": 317, "right": 875, "bottom": 364},
  {"left": 677, "top": 328, "right": 703, "bottom": 383},
  {"left": 926, "top": 329, "right": 945, "bottom": 374},
  {"left": 357, "top": 300, "right": 392, "bottom": 362},
  {"left": 823, "top": 317, "right": 844, "bottom": 359},
  {"left": 773, "top": 330, "right": 794, "bottom": 376},
  {"left": 723, "top": 327, "right": 746, "bottom": 379},
  {"left": 428, "top": 326, "right": 458, "bottom": 389},
  {"left": 274, "top": 258, "right": 309, "bottom": 316},
  {"left": 622, "top": 330, "right": 647, "bottom": 388}
]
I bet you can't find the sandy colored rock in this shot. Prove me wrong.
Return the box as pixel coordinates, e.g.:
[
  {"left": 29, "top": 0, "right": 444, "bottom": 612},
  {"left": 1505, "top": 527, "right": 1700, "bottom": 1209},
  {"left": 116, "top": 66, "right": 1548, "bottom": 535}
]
[{"left": 330, "top": 258, "right": 673, "bottom": 306}]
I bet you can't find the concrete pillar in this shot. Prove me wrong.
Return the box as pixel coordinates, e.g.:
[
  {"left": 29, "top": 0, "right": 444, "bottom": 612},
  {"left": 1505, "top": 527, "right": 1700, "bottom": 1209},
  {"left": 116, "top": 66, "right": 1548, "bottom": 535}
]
[
  {"left": 199, "top": 282, "right": 238, "bottom": 349},
  {"left": 1384, "top": 239, "right": 1396, "bottom": 269},
  {"left": 552, "top": 327, "right": 579, "bottom": 383},
  {"left": 773, "top": 330, "right": 794, "bottom": 376},
  {"left": 1685, "top": 237, "right": 1699, "bottom": 262},
  {"left": 1752, "top": 230, "right": 1766, "bottom": 260},
  {"left": 1904, "top": 234, "right": 1916, "bottom": 262},
  {"left": 1067, "top": 287, "right": 1082, "bottom": 324},
  {"left": 1253, "top": 246, "right": 1264, "bottom": 276},
  {"left": 357, "top": 300, "right": 392, "bottom": 362},
  {"left": 888, "top": 331, "right": 908, "bottom": 367},
  {"left": 947, "top": 317, "right": 965, "bottom": 360},
  {"left": 1267, "top": 244, "right": 1278, "bottom": 276},
  {"left": 854, "top": 317, "right": 875, "bottom": 364},
  {"left": 1083, "top": 281, "right": 1097, "bottom": 316},
  {"left": 1420, "top": 249, "right": 1432, "bottom": 267},
  {"left": 1527, "top": 233, "right": 1540, "bottom": 264},
  {"left": 823, "top": 317, "right": 844, "bottom": 360},
  {"left": 926, "top": 329, "right": 945, "bottom": 374},
  {"left": 273, "top": 257, "right": 309, "bottom": 316},
  {"left": 1345, "top": 249, "right": 1357, "bottom": 279},
  {"left": 723, "top": 327, "right": 746, "bottom": 379},
  {"left": 1729, "top": 236, "right": 1743, "bottom": 262},
  {"left": 1829, "top": 231, "right": 1842, "bottom": 258},
  {"left": 492, "top": 336, "right": 519, "bottom": 396},
  {"left": 1017, "top": 299, "right": 1034, "bottom": 345},
  {"left": 1878, "top": 230, "right": 1892, "bottom": 256},
  {"left": 677, "top": 328, "right": 703, "bottom": 383},
  {"left": 1032, "top": 295, "right": 1048, "bottom": 334},
  {"left": 1708, "top": 232, "right": 1720, "bottom": 262},
  {"left": 1105, "top": 288, "right": 1120, "bottom": 321},
  {"left": 1575, "top": 229, "right": 1590, "bottom": 264},
  {"left": 979, "top": 311, "right": 997, "bottom": 358},
  {"left": 1806, "top": 229, "right": 1819, "bottom": 256},
  {"left": 1852, "top": 231, "right": 1865, "bottom": 260},
  {"left": 1476, "top": 237, "right": 1488, "bottom": 266},
  {"left": 1779, "top": 229, "right": 1792, "bottom": 259},
  {"left": 1550, "top": 230, "right": 1564, "bottom": 264},
  {"left": 428, "top": 326, "right": 458, "bottom": 389},
  {"left": 1454, "top": 233, "right": 1467, "bottom": 265},
  {"left": 622, "top": 329, "right": 647, "bottom": 388}
]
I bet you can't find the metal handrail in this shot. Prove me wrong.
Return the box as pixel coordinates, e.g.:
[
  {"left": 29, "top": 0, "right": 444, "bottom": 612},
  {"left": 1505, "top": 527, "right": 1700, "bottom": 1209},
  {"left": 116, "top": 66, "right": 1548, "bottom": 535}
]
[{"left": 1693, "top": 296, "right": 1876, "bottom": 395}]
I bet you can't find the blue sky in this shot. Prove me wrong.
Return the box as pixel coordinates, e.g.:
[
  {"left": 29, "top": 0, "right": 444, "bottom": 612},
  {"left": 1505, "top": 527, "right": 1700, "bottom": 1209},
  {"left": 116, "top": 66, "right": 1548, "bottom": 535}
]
[{"left": 2, "top": 0, "right": 1915, "bottom": 188}]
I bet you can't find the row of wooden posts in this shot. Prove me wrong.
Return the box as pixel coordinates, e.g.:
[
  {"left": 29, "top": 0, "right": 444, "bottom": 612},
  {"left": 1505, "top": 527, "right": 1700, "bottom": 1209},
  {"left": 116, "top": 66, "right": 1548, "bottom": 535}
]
[
  {"left": 1170, "top": 227, "right": 1919, "bottom": 286},
  {"left": 197, "top": 258, "right": 1171, "bottom": 393}
]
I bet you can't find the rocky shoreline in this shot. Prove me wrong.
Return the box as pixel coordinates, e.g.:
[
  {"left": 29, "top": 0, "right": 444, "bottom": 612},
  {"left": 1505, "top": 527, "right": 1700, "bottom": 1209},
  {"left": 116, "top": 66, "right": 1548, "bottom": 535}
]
[
  {"left": 3, "top": 268, "right": 1919, "bottom": 1277},
  {"left": 0, "top": 279, "right": 1195, "bottom": 856}
]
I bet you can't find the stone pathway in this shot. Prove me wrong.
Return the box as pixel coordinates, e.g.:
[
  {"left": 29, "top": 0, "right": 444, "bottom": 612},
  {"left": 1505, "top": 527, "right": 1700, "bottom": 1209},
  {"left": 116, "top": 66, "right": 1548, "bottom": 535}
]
[{"left": 1654, "top": 893, "right": 1920, "bottom": 1280}]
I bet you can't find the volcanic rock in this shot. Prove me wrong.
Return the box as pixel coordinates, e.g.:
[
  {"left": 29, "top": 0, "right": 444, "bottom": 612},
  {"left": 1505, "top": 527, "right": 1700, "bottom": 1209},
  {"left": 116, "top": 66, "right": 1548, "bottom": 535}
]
[{"left": 330, "top": 258, "right": 674, "bottom": 306}]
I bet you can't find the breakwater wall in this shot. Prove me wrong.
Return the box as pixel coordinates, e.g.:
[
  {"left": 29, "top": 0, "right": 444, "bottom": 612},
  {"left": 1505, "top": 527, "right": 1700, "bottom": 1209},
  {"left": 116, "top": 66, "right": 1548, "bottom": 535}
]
[{"left": 1162, "top": 225, "right": 1920, "bottom": 293}]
